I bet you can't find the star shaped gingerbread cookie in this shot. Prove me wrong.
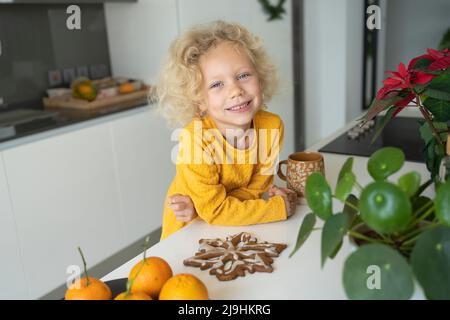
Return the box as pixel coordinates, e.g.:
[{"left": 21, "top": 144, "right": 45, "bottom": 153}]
[{"left": 183, "top": 232, "right": 287, "bottom": 281}]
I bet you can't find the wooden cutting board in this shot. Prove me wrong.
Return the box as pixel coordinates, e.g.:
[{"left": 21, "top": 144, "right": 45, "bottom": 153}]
[{"left": 43, "top": 85, "right": 150, "bottom": 110}]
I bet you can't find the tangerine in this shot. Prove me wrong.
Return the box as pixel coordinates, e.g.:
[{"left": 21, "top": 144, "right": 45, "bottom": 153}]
[
  {"left": 159, "top": 273, "right": 209, "bottom": 300},
  {"left": 128, "top": 257, "right": 173, "bottom": 299},
  {"left": 65, "top": 276, "right": 112, "bottom": 300}
]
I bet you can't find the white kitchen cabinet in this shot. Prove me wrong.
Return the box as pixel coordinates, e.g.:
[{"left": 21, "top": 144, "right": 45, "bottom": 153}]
[
  {"left": 0, "top": 153, "right": 28, "bottom": 299},
  {"left": 110, "top": 107, "right": 174, "bottom": 244},
  {"left": 2, "top": 122, "right": 125, "bottom": 299}
]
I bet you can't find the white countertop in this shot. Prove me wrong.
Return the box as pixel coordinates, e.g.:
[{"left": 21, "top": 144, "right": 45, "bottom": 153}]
[{"left": 102, "top": 116, "right": 431, "bottom": 299}]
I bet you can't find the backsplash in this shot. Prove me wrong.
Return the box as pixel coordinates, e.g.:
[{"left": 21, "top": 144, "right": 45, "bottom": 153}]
[{"left": 0, "top": 4, "right": 111, "bottom": 109}]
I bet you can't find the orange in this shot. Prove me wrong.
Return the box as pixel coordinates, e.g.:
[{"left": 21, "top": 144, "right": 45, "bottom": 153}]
[
  {"left": 119, "top": 82, "right": 135, "bottom": 94},
  {"left": 114, "top": 291, "right": 152, "bottom": 300},
  {"left": 128, "top": 257, "right": 173, "bottom": 299},
  {"left": 159, "top": 273, "right": 209, "bottom": 300},
  {"left": 65, "top": 276, "right": 112, "bottom": 300},
  {"left": 78, "top": 84, "right": 94, "bottom": 96}
]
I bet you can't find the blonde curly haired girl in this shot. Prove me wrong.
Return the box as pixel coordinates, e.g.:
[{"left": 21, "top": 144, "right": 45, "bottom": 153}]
[{"left": 155, "top": 21, "right": 296, "bottom": 240}]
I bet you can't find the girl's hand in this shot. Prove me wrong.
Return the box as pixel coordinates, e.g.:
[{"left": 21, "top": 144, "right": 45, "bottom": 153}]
[
  {"left": 167, "top": 194, "right": 198, "bottom": 223},
  {"left": 268, "top": 184, "right": 297, "bottom": 217}
]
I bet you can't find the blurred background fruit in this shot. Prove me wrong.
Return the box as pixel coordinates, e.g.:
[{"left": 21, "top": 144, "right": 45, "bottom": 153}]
[{"left": 72, "top": 77, "right": 98, "bottom": 101}]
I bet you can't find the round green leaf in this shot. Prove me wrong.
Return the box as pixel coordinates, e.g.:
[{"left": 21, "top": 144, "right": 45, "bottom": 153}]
[
  {"left": 335, "top": 172, "right": 356, "bottom": 202},
  {"left": 343, "top": 244, "right": 414, "bottom": 300},
  {"left": 411, "top": 226, "right": 450, "bottom": 300},
  {"left": 368, "top": 147, "right": 405, "bottom": 180},
  {"left": 397, "top": 171, "right": 421, "bottom": 197},
  {"left": 305, "top": 173, "right": 332, "bottom": 220},
  {"left": 359, "top": 181, "right": 412, "bottom": 234},
  {"left": 289, "top": 213, "right": 316, "bottom": 258},
  {"left": 321, "top": 212, "right": 350, "bottom": 267},
  {"left": 435, "top": 180, "right": 450, "bottom": 226}
]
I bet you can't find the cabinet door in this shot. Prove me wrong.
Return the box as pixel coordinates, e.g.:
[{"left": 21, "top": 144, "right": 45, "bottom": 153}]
[
  {"left": 0, "top": 153, "right": 28, "bottom": 299},
  {"left": 3, "top": 123, "right": 125, "bottom": 299},
  {"left": 111, "top": 107, "right": 174, "bottom": 244}
]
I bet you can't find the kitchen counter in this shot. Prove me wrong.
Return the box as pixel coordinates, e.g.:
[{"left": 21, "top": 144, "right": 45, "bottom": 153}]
[
  {"left": 101, "top": 116, "right": 431, "bottom": 299},
  {"left": 0, "top": 101, "right": 150, "bottom": 151}
]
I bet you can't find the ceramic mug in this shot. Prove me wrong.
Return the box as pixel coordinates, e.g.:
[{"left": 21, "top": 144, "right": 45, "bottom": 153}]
[{"left": 277, "top": 151, "right": 325, "bottom": 202}]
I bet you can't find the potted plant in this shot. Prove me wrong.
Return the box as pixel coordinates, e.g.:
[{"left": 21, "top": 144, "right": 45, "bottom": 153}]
[
  {"left": 361, "top": 47, "right": 450, "bottom": 182},
  {"left": 290, "top": 147, "right": 450, "bottom": 300}
]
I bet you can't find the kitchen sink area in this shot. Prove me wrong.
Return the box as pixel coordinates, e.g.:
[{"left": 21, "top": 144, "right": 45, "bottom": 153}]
[
  {"left": 0, "top": 100, "right": 148, "bottom": 145},
  {"left": 0, "top": 109, "right": 59, "bottom": 140}
]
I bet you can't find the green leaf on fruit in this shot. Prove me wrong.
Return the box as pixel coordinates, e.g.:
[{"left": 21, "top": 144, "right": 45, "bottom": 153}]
[
  {"left": 343, "top": 244, "right": 414, "bottom": 300},
  {"left": 368, "top": 147, "right": 405, "bottom": 181},
  {"left": 305, "top": 173, "right": 333, "bottom": 220}
]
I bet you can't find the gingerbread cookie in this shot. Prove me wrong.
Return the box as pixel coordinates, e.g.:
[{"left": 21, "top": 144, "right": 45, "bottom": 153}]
[{"left": 183, "top": 232, "right": 287, "bottom": 281}]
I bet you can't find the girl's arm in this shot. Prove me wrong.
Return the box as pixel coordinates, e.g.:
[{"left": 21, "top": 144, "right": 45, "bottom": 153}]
[{"left": 176, "top": 162, "right": 287, "bottom": 226}]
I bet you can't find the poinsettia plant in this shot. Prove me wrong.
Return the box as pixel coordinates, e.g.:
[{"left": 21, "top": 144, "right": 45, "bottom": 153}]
[
  {"left": 290, "top": 147, "right": 450, "bottom": 300},
  {"left": 362, "top": 48, "right": 450, "bottom": 181}
]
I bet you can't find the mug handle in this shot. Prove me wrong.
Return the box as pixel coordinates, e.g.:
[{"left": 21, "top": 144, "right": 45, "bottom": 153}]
[{"left": 277, "top": 160, "right": 288, "bottom": 181}]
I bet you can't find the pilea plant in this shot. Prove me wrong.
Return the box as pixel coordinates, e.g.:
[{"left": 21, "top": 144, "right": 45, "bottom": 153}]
[{"left": 290, "top": 147, "right": 450, "bottom": 300}]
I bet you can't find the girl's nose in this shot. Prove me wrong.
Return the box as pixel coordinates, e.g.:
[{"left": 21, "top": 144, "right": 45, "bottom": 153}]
[{"left": 229, "top": 82, "right": 244, "bottom": 99}]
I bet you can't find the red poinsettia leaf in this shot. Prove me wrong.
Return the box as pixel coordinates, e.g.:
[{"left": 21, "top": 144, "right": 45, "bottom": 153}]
[
  {"left": 398, "top": 62, "right": 408, "bottom": 77},
  {"left": 408, "top": 54, "right": 433, "bottom": 70},
  {"left": 383, "top": 77, "right": 402, "bottom": 87},
  {"left": 366, "top": 91, "right": 404, "bottom": 121},
  {"left": 376, "top": 85, "right": 395, "bottom": 100},
  {"left": 414, "top": 72, "right": 435, "bottom": 84},
  {"left": 427, "top": 48, "right": 443, "bottom": 59},
  {"left": 428, "top": 56, "right": 450, "bottom": 71}
]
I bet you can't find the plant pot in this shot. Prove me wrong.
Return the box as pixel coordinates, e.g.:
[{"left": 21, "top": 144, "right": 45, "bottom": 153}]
[{"left": 348, "top": 222, "right": 432, "bottom": 260}]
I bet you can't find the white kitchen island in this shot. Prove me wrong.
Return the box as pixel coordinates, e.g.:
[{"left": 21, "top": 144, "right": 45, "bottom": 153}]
[{"left": 102, "top": 115, "right": 431, "bottom": 300}]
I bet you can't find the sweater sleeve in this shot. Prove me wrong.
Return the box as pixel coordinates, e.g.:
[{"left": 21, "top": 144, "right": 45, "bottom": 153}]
[
  {"left": 226, "top": 118, "right": 285, "bottom": 201},
  {"left": 176, "top": 162, "right": 287, "bottom": 226}
]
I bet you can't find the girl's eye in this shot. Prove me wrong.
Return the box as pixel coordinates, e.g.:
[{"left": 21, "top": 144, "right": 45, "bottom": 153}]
[
  {"left": 238, "top": 73, "right": 250, "bottom": 80},
  {"left": 209, "top": 82, "right": 222, "bottom": 89}
]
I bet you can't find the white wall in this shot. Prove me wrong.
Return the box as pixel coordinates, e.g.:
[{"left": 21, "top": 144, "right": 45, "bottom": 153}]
[
  {"left": 303, "top": 0, "right": 364, "bottom": 147},
  {"left": 105, "top": 0, "right": 295, "bottom": 161},
  {"left": 384, "top": 0, "right": 450, "bottom": 71}
]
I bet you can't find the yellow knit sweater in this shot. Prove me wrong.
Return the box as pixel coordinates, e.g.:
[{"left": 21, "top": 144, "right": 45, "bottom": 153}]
[{"left": 160, "top": 110, "right": 287, "bottom": 240}]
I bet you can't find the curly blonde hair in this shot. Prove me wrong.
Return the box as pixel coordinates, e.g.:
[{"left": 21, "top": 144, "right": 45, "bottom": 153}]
[{"left": 152, "top": 20, "right": 279, "bottom": 128}]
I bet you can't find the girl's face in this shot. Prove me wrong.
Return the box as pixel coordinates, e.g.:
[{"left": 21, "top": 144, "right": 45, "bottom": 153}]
[{"left": 199, "top": 41, "right": 262, "bottom": 134}]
